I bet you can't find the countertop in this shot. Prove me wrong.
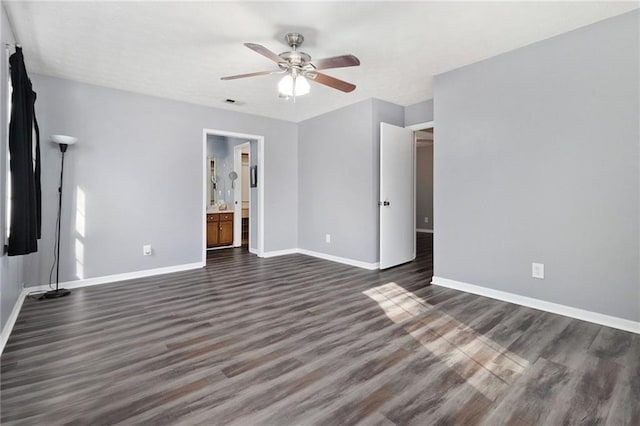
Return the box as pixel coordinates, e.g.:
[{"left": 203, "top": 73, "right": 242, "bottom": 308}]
[{"left": 207, "top": 207, "right": 234, "bottom": 214}]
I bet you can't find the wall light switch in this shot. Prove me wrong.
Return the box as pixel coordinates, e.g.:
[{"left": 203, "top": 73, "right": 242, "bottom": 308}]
[
  {"left": 532, "top": 262, "right": 544, "bottom": 279},
  {"left": 143, "top": 245, "right": 152, "bottom": 256},
  {"left": 325, "top": 234, "right": 331, "bottom": 243},
  {"left": 424, "top": 217, "right": 429, "bottom": 223}
]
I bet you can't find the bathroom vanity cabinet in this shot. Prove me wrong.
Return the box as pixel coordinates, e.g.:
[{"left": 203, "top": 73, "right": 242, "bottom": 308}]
[{"left": 207, "top": 212, "right": 234, "bottom": 248}]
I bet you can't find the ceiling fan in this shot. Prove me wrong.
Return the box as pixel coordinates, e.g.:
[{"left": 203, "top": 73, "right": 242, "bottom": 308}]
[{"left": 221, "top": 33, "right": 360, "bottom": 98}]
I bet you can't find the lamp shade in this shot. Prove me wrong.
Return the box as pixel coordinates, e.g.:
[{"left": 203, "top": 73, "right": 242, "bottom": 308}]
[{"left": 50, "top": 135, "right": 78, "bottom": 145}]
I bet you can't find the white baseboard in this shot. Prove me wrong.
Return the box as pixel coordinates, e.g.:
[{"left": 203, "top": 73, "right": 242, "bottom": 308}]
[
  {"left": 297, "top": 249, "right": 379, "bottom": 270},
  {"left": 249, "top": 247, "right": 258, "bottom": 255},
  {"left": 26, "top": 262, "right": 205, "bottom": 293},
  {"left": 431, "top": 276, "right": 640, "bottom": 334},
  {"left": 416, "top": 228, "right": 433, "bottom": 233},
  {"left": 0, "top": 287, "right": 28, "bottom": 355},
  {"left": 258, "top": 247, "right": 379, "bottom": 270},
  {"left": 2, "top": 262, "right": 204, "bottom": 355},
  {"left": 261, "top": 248, "right": 300, "bottom": 258}
]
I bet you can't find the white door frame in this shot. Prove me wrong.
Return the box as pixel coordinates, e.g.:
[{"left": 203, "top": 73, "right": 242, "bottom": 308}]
[
  {"left": 202, "top": 129, "right": 265, "bottom": 264},
  {"left": 406, "top": 121, "right": 434, "bottom": 257},
  {"left": 406, "top": 121, "right": 434, "bottom": 131},
  {"left": 233, "top": 142, "right": 251, "bottom": 247}
]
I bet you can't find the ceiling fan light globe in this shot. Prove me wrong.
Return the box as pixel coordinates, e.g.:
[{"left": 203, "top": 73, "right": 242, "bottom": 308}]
[
  {"left": 278, "top": 74, "right": 310, "bottom": 97},
  {"left": 296, "top": 76, "right": 310, "bottom": 96},
  {"left": 278, "top": 74, "right": 294, "bottom": 96}
]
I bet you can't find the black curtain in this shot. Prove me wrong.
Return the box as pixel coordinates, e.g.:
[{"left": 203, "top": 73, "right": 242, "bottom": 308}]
[{"left": 8, "top": 47, "right": 41, "bottom": 256}]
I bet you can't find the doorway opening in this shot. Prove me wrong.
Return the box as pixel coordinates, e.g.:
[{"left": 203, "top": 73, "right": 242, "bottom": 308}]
[
  {"left": 414, "top": 126, "right": 434, "bottom": 234},
  {"left": 409, "top": 121, "right": 434, "bottom": 270},
  {"left": 202, "top": 129, "right": 264, "bottom": 264}
]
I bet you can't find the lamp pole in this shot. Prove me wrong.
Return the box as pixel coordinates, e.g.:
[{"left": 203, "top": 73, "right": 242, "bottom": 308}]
[{"left": 45, "top": 136, "right": 76, "bottom": 299}]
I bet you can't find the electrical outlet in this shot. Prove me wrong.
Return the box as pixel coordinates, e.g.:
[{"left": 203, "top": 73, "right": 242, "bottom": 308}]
[
  {"left": 325, "top": 234, "right": 331, "bottom": 243},
  {"left": 532, "top": 262, "right": 544, "bottom": 279},
  {"left": 143, "top": 245, "right": 152, "bottom": 256},
  {"left": 424, "top": 217, "right": 429, "bottom": 223}
]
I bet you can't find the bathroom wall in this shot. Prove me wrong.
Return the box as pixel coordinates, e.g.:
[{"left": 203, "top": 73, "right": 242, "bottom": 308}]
[{"left": 206, "top": 134, "right": 255, "bottom": 207}]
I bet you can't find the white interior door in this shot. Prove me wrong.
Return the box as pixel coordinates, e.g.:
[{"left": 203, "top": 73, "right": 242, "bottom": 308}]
[
  {"left": 233, "top": 146, "right": 242, "bottom": 247},
  {"left": 233, "top": 143, "right": 249, "bottom": 247},
  {"left": 380, "top": 122, "right": 415, "bottom": 269}
]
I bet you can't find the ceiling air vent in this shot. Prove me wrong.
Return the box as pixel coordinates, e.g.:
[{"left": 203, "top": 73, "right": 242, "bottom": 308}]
[{"left": 223, "top": 98, "right": 244, "bottom": 106}]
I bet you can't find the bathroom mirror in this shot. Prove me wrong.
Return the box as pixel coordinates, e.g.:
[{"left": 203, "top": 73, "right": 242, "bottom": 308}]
[{"left": 208, "top": 157, "right": 216, "bottom": 206}]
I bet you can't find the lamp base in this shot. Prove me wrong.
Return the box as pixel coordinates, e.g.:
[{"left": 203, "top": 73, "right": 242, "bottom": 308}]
[{"left": 44, "top": 288, "right": 71, "bottom": 299}]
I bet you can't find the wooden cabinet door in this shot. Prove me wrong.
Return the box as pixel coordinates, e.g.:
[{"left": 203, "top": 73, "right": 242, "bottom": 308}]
[
  {"left": 207, "top": 214, "right": 219, "bottom": 248},
  {"left": 207, "top": 221, "right": 219, "bottom": 247},
  {"left": 219, "top": 220, "right": 233, "bottom": 245}
]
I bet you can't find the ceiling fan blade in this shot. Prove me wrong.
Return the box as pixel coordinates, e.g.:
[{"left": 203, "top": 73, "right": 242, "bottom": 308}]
[
  {"left": 221, "top": 70, "right": 284, "bottom": 80},
  {"left": 312, "top": 54, "right": 360, "bottom": 70},
  {"left": 244, "top": 43, "right": 283, "bottom": 64},
  {"left": 306, "top": 72, "right": 356, "bottom": 93}
]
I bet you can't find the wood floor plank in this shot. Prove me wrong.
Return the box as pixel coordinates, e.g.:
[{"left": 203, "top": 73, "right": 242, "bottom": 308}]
[
  {"left": 482, "top": 357, "right": 573, "bottom": 425},
  {"left": 545, "top": 356, "right": 622, "bottom": 425},
  {"left": 605, "top": 335, "right": 640, "bottom": 426}
]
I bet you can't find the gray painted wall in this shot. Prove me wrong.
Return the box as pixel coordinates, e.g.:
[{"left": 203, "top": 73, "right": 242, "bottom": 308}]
[
  {"left": 404, "top": 99, "right": 433, "bottom": 127},
  {"left": 433, "top": 10, "right": 639, "bottom": 321},
  {"left": 298, "top": 99, "right": 374, "bottom": 262},
  {"left": 298, "top": 98, "right": 403, "bottom": 264},
  {"left": 0, "top": 4, "right": 24, "bottom": 332},
  {"left": 23, "top": 74, "right": 298, "bottom": 287},
  {"left": 416, "top": 145, "right": 433, "bottom": 230}
]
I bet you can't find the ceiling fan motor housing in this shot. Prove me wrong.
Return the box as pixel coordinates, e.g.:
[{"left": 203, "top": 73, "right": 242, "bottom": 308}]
[
  {"left": 284, "top": 32, "right": 304, "bottom": 49},
  {"left": 280, "top": 33, "right": 312, "bottom": 69},
  {"left": 279, "top": 51, "right": 312, "bottom": 67}
]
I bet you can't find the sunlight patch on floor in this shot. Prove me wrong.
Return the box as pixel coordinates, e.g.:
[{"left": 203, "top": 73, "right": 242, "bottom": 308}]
[{"left": 363, "top": 282, "right": 530, "bottom": 400}]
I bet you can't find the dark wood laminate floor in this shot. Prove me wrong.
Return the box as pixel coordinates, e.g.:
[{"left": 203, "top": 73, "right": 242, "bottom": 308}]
[{"left": 1, "top": 234, "right": 638, "bottom": 425}]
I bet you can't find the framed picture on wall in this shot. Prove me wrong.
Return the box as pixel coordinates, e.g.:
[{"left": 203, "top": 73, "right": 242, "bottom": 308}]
[{"left": 250, "top": 165, "right": 257, "bottom": 188}]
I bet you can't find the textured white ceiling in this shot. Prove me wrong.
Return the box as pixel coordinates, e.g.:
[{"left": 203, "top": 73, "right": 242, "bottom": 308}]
[{"left": 4, "top": 1, "right": 638, "bottom": 122}]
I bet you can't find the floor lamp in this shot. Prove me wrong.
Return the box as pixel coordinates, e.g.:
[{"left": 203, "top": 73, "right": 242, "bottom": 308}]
[{"left": 45, "top": 134, "right": 78, "bottom": 299}]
